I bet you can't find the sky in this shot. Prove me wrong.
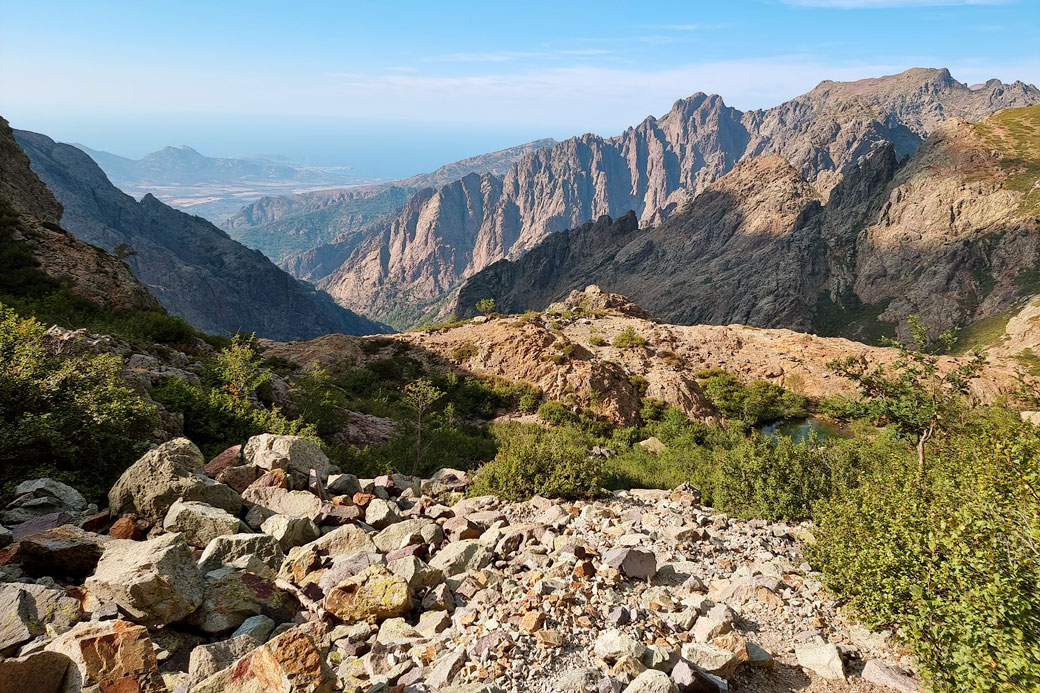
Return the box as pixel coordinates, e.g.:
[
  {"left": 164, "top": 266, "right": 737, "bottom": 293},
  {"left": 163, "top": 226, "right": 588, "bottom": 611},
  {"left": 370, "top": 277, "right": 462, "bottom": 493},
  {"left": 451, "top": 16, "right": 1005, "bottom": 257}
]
[{"left": 1, "top": 0, "right": 1038, "bottom": 178}]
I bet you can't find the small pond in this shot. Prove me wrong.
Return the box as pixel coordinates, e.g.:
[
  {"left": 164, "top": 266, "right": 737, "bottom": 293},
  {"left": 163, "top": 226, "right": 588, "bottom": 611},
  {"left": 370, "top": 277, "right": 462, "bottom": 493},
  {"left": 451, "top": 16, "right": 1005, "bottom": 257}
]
[{"left": 759, "top": 417, "right": 845, "bottom": 443}]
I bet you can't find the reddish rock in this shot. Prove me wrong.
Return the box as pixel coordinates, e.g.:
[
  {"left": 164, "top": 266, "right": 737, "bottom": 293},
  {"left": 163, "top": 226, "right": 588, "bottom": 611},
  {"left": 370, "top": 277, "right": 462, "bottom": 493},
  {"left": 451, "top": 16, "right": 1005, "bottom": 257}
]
[
  {"left": 192, "top": 625, "right": 334, "bottom": 692},
  {"left": 217, "top": 464, "right": 262, "bottom": 493},
  {"left": 79, "top": 510, "right": 112, "bottom": 533},
  {"left": 10, "top": 511, "right": 75, "bottom": 541},
  {"left": 45, "top": 619, "right": 166, "bottom": 693},
  {"left": 248, "top": 469, "right": 291, "bottom": 490},
  {"left": 352, "top": 492, "right": 376, "bottom": 508},
  {"left": 109, "top": 516, "right": 147, "bottom": 540},
  {"left": 442, "top": 516, "right": 481, "bottom": 541},
  {"left": 205, "top": 445, "right": 243, "bottom": 476},
  {"left": 385, "top": 544, "right": 427, "bottom": 562},
  {"left": 316, "top": 503, "right": 361, "bottom": 526}
]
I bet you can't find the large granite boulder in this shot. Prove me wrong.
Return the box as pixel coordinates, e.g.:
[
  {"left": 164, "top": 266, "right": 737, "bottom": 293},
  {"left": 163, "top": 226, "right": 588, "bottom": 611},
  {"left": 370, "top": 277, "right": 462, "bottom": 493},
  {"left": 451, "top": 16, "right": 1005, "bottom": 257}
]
[{"left": 108, "top": 438, "right": 241, "bottom": 523}]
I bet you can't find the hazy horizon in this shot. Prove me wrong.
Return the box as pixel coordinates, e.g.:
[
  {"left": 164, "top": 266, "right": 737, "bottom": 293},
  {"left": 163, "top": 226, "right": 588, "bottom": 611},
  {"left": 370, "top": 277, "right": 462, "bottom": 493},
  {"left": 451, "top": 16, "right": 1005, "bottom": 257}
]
[{"left": 2, "top": 0, "right": 1038, "bottom": 179}]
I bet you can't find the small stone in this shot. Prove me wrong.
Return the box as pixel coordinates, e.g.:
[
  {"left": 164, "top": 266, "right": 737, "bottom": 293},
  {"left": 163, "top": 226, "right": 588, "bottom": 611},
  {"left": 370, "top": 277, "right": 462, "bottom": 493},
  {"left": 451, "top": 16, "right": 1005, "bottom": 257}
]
[
  {"left": 417, "top": 609, "right": 452, "bottom": 637},
  {"left": 557, "top": 668, "right": 616, "bottom": 693},
  {"left": 108, "top": 516, "right": 147, "bottom": 540},
  {"left": 232, "top": 614, "right": 277, "bottom": 643},
  {"left": 603, "top": 547, "right": 657, "bottom": 580},
  {"left": 595, "top": 629, "right": 647, "bottom": 664},
  {"left": 862, "top": 659, "right": 919, "bottom": 692},
  {"left": 428, "top": 539, "right": 493, "bottom": 577},
  {"left": 425, "top": 649, "right": 467, "bottom": 689},
  {"left": 261, "top": 513, "right": 321, "bottom": 550},
  {"left": 520, "top": 610, "right": 546, "bottom": 633},
  {"left": 795, "top": 642, "right": 845, "bottom": 681},
  {"left": 536, "top": 629, "right": 564, "bottom": 648},
  {"left": 670, "top": 658, "right": 728, "bottom": 692},
  {"left": 623, "top": 669, "right": 677, "bottom": 693}
]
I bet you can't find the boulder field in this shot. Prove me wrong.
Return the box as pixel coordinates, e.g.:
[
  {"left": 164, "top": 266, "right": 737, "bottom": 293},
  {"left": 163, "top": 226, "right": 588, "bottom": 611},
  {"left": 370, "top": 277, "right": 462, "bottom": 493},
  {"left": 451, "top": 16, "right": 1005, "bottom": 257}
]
[{"left": 0, "top": 435, "right": 918, "bottom": 693}]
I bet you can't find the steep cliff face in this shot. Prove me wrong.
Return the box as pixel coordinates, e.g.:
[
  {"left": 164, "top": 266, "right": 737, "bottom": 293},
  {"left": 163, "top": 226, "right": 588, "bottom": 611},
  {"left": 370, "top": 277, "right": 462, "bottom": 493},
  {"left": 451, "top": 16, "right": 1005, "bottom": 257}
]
[
  {"left": 455, "top": 106, "right": 1040, "bottom": 341},
  {"left": 14, "top": 129, "right": 387, "bottom": 340},
  {"left": 223, "top": 138, "right": 557, "bottom": 265},
  {"left": 298, "top": 69, "right": 1040, "bottom": 326},
  {"left": 0, "top": 116, "right": 159, "bottom": 313}
]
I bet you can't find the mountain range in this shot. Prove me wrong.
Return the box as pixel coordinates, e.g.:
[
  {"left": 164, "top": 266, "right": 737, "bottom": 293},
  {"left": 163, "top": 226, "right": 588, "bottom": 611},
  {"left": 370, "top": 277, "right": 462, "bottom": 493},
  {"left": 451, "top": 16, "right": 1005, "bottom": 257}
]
[
  {"left": 224, "top": 68, "right": 1040, "bottom": 333},
  {"left": 11, "top": 128, "right": 386, "bottom": 340},
  {"left": 75, "top": 144, "right": 381, "bottom": 222},
  {"left": 222, "top": 138, "right": 556, "bottom": 265}
]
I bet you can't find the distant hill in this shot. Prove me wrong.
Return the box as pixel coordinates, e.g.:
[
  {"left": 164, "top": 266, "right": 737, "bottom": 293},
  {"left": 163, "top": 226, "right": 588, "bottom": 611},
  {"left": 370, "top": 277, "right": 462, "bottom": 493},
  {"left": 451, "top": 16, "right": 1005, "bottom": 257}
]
[{"left": 16, "top": 129, "right": 388, "bottom": 339}]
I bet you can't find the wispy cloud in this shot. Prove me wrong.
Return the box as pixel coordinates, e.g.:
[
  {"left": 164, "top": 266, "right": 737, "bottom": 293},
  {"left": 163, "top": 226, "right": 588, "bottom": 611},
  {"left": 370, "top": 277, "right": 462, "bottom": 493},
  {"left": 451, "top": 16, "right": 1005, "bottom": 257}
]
[
  {"left": 781, "top": 0, "right": 1004, "bottom": 7},
  {"left": 425, "top": 48, "right": 612, "bottom": 64}
]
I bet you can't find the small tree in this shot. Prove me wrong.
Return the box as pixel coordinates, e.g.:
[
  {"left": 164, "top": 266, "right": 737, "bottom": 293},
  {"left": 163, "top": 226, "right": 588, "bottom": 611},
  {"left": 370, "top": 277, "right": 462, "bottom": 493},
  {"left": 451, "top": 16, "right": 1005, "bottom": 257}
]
[
  {"left": 828, "top": 315, "right": 986, "bottom": 473},
  {"left": 403, "top": 377, "right": 444, "bottom": 475},
  {"left": 113, "top": 243, "right": 137, "bottom": 261},
  {"left": 214, "top": 333, "right": 272, "bottom": 402},
  {"left": 476, "top": 298, "right": 496, "bottom": 316}
]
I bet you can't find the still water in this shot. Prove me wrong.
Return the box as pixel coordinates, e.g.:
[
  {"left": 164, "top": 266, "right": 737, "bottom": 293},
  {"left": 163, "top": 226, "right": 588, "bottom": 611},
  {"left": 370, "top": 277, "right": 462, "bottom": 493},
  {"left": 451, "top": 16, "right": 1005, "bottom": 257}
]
[{"left": 759, "top": 417, "right": 844, "bottom": 443}]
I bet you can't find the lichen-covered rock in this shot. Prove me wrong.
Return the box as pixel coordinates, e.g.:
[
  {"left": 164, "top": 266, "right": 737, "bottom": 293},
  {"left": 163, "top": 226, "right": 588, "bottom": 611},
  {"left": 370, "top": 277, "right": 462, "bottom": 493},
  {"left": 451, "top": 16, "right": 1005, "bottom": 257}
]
[
  {"left": 191, "top": 624, "right": 334, "bottom": 693},
  {"left": 0, "top": 583, "right": 83, "bottom": 654},
  {"left": 196, "top": 533, "right": 284, "bottom": 580},
  {"left": 163, "top": 500, "right": 241, "bottom": 547},
  {"left": 428, "top": 539, "right": 493, "bottom": 577},
  {"left": 243, "top": 434, "right": 333, "bottom": 485},
  {"left": 186, "top": 570, "right": 298, "bottom": 634},
  {"left": 84, "top": 533, "right": 205, "bottom": 628},
  {"left": 44, "top": 619, "right": 166, "bottom": 693},
  {"left": 108, "top": 438, "right": 241, "bottom": 523},
  {"left": 623, "top": 669, "right": 677, "bottom": 693},
  {"left": 325, "top": 564, "right": 412, "bottom": 624}
]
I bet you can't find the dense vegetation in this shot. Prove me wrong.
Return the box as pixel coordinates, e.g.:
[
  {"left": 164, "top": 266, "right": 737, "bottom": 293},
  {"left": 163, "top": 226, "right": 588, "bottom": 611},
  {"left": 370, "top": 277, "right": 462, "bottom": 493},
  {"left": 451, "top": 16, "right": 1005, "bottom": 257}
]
[{"left": 0, "top": 305, "right": 156, "bottom": 499}]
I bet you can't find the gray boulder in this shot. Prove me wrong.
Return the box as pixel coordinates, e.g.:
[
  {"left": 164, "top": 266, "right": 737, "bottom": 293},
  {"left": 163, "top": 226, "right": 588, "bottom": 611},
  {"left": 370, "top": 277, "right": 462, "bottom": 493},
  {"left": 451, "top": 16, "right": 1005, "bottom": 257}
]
[
  {"left": 795, "top": 643, "right": 846, "bottom": 680},
  {"left": 604, "top": 547, "right": 658, "bottom": 580},
  {"left": 428, "top": 539, "right": 493, "bottom": 577},
  {"left": 0, "top": 583, "right": 83, "bottom": 654},
  {"left": 187, "top": 634, "right": 258, "bottom": 688},
  {"left": 84, "top": 533, "right": 205, "bottom": 628},
  {"left": 198, "top": 533, "right": 284, "bottom": 577},
  {"left": 260, "top": 513, "right": 321, "bottom": 550},
  {"left": 162, "top": 500, "right": 241, "bottom": 547},
  {"left": 243, "top": 434, "right": 332, "bottom": 484},
  {"left": 623, "top": 670, "right": 677, "bottom": 693},
  {"left": 108, "top": 438, "right": 241, "bottom": 523}
]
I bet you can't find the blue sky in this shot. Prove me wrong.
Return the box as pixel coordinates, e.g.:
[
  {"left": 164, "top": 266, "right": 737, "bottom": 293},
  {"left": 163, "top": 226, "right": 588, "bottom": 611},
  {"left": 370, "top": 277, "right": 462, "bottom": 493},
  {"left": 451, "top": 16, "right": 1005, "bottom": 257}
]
[{"left": 1, "top": 0, "right": 1038, "bottom": 177}]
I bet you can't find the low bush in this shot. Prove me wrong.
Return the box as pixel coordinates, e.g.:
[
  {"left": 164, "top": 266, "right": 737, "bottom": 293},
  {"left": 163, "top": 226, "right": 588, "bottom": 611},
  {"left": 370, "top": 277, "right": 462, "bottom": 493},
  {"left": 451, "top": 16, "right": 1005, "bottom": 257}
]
[
  {"left": 613, "top": 326, "right": 648, "bottom": 348},
  {"left": 588, "top": 335, "right": 607, "bottom": 347},
  {"left": 0, "top": 304, "right": 156, "bottom": 500},
  {"left": 470, "top": 423, "right": 602, "bottom": 501},
  {"left": 538, "top": 400, "right": 578, "bottom": 426},
  {"left": 452, "top": 342, "right": 479, "bottom": 362},
  {"left": 697, "top": 369, "right": 808, "bottom": 426},
  {"left": 808, "top": 414, "right": 1040, "bottom": 691}
]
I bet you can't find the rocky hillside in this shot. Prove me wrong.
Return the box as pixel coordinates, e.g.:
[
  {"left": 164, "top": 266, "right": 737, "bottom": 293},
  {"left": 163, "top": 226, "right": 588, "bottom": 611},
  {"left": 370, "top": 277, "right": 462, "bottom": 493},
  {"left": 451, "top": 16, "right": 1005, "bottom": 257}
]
[
  {"left": 0, "top": 436, "right": 921, "bottom": 693},
  {"left": 282, "top": 68, "right": 1039, "bottom": 328},
  {"left": 455, "top": 106, "right": 1040, "bottom": 341},
  {"left": 267, "top": 287, "right": 1028, "bottom": 427},
  {"left": 0, "top": 116, "right": 160, "bottom": 313},
  {"left": 224, "top": 139, "right": 556, "bottom": 265},
  {"left": 13, "top": 128, "right": 387, "bottom": 340}
]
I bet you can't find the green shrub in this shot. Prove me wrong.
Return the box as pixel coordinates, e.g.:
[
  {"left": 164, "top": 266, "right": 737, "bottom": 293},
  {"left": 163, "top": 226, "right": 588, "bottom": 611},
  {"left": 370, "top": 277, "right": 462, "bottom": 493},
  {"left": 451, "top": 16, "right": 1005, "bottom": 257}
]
[
  {"left": 152, "top": 377, "right": 315, "bottom": 460},
  {"left": 588, "top": 335, "right": 607, "bottom": 347},
  {"left": 471, "top": 424, "right": 602, "bottom": 501},
  {"left": 538, "top": 400, "right": 578, "bottom": 426},
  {"left": 452, "top": 342, "right": 479, "bottom": 362},
  {"left": 0, "top": 304, "right": 156, "bottom": 500},
  {"left": 697, "top": 370, "right": 808, "bottom": 426},
  {"left": 808, "top": 416, "right": 1040, "bottom": 691},
  {"left": 613, "top": 326, "right": 648, "bottom": 348}
]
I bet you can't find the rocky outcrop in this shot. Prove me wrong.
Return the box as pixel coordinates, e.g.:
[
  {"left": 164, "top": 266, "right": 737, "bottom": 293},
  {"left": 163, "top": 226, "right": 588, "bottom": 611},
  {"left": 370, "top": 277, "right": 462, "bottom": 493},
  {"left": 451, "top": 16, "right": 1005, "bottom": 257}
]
[
  {"left": 13, "top": 128, "right": 387, "bottom": 339},
  {"left": 456, "top": 107, "right": 1040, "bottom": 340},
  {"left": 224, "top": 139, "right": 557, "bottom": 265},
  {"left": 266, "top": 69, "right": 1039, "bottom": 328},
  {"left": 0, "top": 116, "right": 161, "bottom": 313}
]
